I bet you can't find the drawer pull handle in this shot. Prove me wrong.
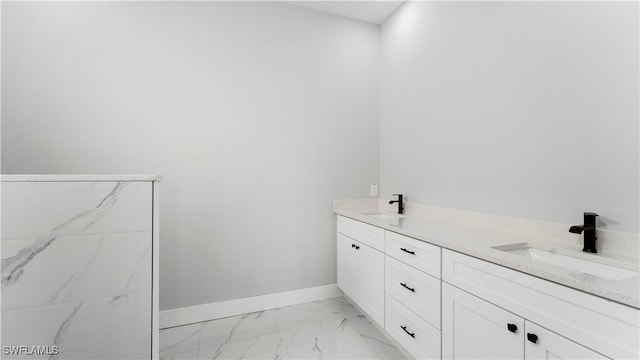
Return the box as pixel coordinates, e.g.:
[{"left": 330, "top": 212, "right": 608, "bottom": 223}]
[
  {"left": 400, "top": 248, "right": 415, "bottom": 255},
  {"left": 400, "top": 282, "right": 415, "bottom": 292},
  {"left": 400, "top": 325, "right": 415, "bottom": 338},
  {"left": 527, "top": 333, "right": 538, "bottom": 344},
  {"left": 351, "top": 244, "right": 355, "bottom": 248},
  {"left": 507, "top": 323, "right": 518, "bottom": 333},
  {"left": 354, "top": 245, "right": 360, "bottom": 250}
]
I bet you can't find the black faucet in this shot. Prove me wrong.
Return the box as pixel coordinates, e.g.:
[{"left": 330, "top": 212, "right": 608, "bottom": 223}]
[
  {"left": 569, "top": 212, "right": 599, "bottom": 253},
  {"left": 389, "top": 194, "right": 404, "bottom": 214}
]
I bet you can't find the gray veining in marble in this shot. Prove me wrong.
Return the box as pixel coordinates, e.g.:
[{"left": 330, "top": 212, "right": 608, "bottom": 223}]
[
  {"left": 2, "top": 182, "right": 127, "bottom": 289},
  {"left": 160, "top": 297, "right": 405, "bottom": 360},
  {"left": 52, "top": 302, "right": 83, "bottom": 359},
  {"left": 2, "top": 180, "right": 153, "bottom": 359}
]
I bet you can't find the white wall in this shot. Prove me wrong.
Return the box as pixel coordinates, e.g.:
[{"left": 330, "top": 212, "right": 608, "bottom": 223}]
[
  {"left": 380, "top": 1, "right": 639, "bottom": 233},
  {"left": 1, "top": 1, "right": 380, "bottom": 310}
]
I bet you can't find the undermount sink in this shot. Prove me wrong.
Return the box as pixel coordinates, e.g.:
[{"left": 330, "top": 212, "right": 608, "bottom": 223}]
[
  {"left": 494, "top": 244, "right": 639, "bottom": 281},
  {"left": 362, "top": 212, "right": 403, "bottom": 221}
]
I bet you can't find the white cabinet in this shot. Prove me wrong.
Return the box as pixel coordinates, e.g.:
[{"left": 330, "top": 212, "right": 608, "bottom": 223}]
[
  {"left": 385, "top": 256, "right": 441, "bottom": 328},
  {"left": 442, "top": 283, "right": 523, "bottom": 359},
  {"left": 336, "top": 218, "right": 385, "bottom": 327},
  {"left": 443, "top": 283, "right": 607, "bottom": 360},
  {"left": 385, "top": 231, "right": 441, "bottom": 278},
  {"left": 337, "top": 233, "right": 358, "bottom": 299},
  {"left": 337, "top": 216, "right": 384, "bottom": 250},
  {"left": 336, "top": 215, "right": 636, "bottom": 360},
  {"left": 442, "top": 250, "right": 630, "bottom": 359},
  {"left": 525, "top": 322, "right": 608, "bottom": 360},
  {"left": 358, "top": 242, "right": 385, "bottom": 326},
  {"left": 386, "top": 295, "right": 441, "bottom": 360},
  {"left": 384, "top": 230, "right": 442, "bottom": 359}
]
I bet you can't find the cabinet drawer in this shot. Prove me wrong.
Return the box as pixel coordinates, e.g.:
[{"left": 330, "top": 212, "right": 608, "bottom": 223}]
[
  {"left": 385, "top": 295, "right": 441, "bottom": 360},
  {"left": 385, "top": 231, "right": 441, "bottom": 278},
  {"left": 337, "top": 216, "right": 384, "bottom": 251},
  {"left": 442, "top": 249, "right": 639, "bottom": 359},
  {"left": 386, "top": 256, "right": 441, "bottom": 329}
]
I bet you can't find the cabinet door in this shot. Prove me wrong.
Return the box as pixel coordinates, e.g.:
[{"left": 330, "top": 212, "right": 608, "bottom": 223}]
[
  {"left": 337, "top": 234, "right": 359, "bottom": 300},
  {"left": 525, "top": 322, "right": 610, "bottom": 360},
  {"left": 358, "top": 244, "right": 385, "bottom": 327},
  {"left": 443, "top": 283, "right": 524, "bottom": 360}
]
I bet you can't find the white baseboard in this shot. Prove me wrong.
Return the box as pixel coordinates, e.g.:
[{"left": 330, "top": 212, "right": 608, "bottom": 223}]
[{"left": 160, "top": 284, "right": 342, "bottom": 329}]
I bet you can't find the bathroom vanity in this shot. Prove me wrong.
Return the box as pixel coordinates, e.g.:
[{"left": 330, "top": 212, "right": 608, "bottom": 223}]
[
  {"left": 335, "top": 203, "right": 639, "bottom": 360},
  {"left": 1, "top": 175, "right": 159, "bottom": 359}
]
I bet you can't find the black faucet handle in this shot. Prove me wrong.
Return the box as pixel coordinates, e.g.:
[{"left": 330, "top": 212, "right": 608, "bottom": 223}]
[{"left": 583, "top": 212, "right": 599, "bottom": 227}]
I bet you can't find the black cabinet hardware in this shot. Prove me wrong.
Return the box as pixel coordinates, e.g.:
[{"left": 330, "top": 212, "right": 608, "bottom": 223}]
[
  {"left": 400, "top": 325, "right": 415, "bottom": 338},
  {"left": 351, "top": 244, "right": 355, "bottom": 248},
  {"left": 354, "top": 245, "right": 360, "bottom": 250},
  {"left": 400, "top": 248, "right": 415, "bottom": 255},
  {"left": 507, "top": 323, "right": 518, "bottom": 333},
  {"left": 527, "top": 333, "right": 538, "bottom": 344},
  {"left": 400, "top": 282, "right": 415, "bottom": 292}
]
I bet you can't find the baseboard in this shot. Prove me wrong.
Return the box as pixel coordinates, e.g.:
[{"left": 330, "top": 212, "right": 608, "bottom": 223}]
[{"left": 159, "top": 284, "right": 342, "bottom": 329}]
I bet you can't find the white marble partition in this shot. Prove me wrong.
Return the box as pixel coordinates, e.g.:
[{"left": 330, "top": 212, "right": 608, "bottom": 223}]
[
  {"left": 1, "top": 181, "right": 152, "bottom": 240},
  {"left": 1, "top": 178, "right": 157, "bottom": 359},
  {"left": 3, "top": 292, "right": 151, "bottom": 359}
]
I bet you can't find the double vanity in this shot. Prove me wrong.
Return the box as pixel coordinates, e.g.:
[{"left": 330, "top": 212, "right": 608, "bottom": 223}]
[{"left": 335, "top": 203, "right": 639, "bottom": 359}]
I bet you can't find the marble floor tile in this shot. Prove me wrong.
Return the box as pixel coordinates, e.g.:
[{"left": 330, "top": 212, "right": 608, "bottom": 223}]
[
  {"left": 159, "top": 297, "right": 405, "bottom": 360},
  {"left": 160, "top": 323, "right": 203, "bottom": 357},
  {"left": 348, "top": 318, "right": 405, "bottom": 359},
  {"left": 198, "top": 310, "right": 280, "bottom": 349},
  {"left": 280, "top": 322, "right": 365, "bottom": 359},
  {"left": 271, "top": 297, "right": 362, "bottom": 332},
  {"left": 160, "top": 349, "right": 199, "bottom": 360},
  {"left": 197, "top": 332, "right": 288, "bottom": 360}
]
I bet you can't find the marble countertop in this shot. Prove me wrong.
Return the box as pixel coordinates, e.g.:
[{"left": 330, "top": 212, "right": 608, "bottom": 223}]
[
  {"left": 1, "top": 174, "right": 161, "bottom": 182},
  {"left": 335, "top": 207, "right": 640, "bottom": 309}
]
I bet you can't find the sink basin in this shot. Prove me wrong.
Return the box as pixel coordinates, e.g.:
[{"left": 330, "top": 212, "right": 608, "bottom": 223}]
[
  {"left": 362, "top": 212, "right": 403, "bottom": 221},
  {"left": 495, "top": 245, "right": 639, "bottom": 281},
  {"left": 365, "top": 214, "right": 400, "bottom": 221}
]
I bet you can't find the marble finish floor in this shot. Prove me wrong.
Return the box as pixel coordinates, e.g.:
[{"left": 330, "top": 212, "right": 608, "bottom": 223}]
[{"left": 160, "top": 297, "right": 405, "bottom": 360}]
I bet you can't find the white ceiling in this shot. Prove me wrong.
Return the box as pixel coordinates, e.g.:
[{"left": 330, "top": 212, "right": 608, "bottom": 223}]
[{"left": 289, "top": 1, "right": 405, "bottom": 24}]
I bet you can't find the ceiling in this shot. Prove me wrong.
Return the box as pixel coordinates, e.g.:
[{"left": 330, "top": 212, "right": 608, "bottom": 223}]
[{"left": 289, "top": 1, "right": 405, "bottom": 24}]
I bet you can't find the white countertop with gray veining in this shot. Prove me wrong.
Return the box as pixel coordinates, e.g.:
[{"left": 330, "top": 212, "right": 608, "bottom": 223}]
[
  {"left": 335, "top": 206, "right": 640, "bottom": 309},
  {"left": 1, "top": 174, "right": 160, "bottom": 182}
]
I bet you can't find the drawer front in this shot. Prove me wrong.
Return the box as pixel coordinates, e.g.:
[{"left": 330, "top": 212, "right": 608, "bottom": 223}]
[
  {"left": 386, "top": 256, "right": 441, "bottom": 329},
  {"left": 442, "top": 249, "right": 640, "bottom": 359},
  {"left": 385, "top": 230, "right": 441, "bottom": 278},
  {"left": 385, "top": 295, "right": 441, "bottom": 360},
  {"left": 337, "top": 216, "right": 384, "bottom": 251}
]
